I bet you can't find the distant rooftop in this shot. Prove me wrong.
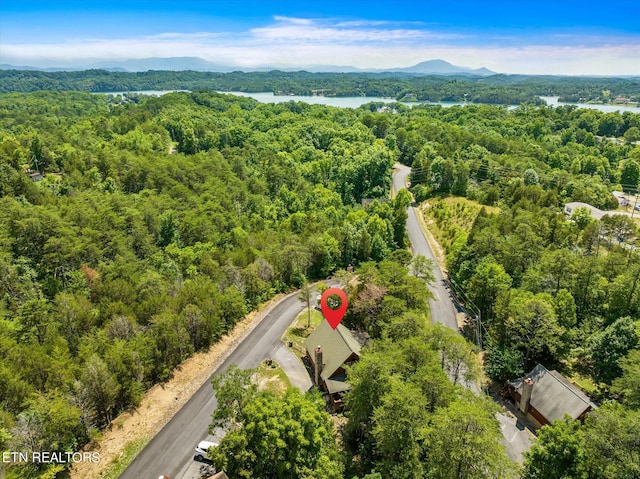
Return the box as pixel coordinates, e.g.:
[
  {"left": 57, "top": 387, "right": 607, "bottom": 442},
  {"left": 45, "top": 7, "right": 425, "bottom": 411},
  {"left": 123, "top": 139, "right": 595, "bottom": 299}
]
[
  {"left": 510, "top": 364, "right": 597, "bottom": 424},
  {"left": 564, "top": 201, "right": 629, "bottom": 221}
]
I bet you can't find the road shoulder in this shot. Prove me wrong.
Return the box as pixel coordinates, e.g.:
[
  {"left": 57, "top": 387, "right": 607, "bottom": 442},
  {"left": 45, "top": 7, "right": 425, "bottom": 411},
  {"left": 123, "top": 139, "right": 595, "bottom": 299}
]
[{"left": 70, "top": 292, "right": 291, "bottom": 479}]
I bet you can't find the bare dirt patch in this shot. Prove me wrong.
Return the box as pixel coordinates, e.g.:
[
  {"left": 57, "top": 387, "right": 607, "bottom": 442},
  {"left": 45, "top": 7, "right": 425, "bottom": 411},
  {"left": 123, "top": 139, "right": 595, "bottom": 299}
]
[
  {"left": 254, "top": 360, "right": 289, "bottom": 396},
  {"left": 70, "top": 293, "right": 288, "bottom": 479}
]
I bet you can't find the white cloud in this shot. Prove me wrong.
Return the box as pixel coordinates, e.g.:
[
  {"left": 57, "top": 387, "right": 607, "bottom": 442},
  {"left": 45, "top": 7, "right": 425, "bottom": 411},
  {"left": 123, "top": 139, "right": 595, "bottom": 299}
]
[
  {"left": 272, "top": 16, "right": 314, "bottom": 25},
  {"left": 1, "top": 15, "right": 638, "bottom": 75},
  {"left": 251, "top": 16, "right": 466, "bottom": 43},
  {"left": 250, "top": 24, "right": 431, "bottom": 42},
  {"left": 333, "top": 20, "right": 393, "bottom": 27}
]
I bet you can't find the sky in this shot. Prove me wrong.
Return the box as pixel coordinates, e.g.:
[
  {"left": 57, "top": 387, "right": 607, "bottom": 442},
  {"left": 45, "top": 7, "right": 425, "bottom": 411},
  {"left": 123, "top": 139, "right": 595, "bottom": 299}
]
[{"left": 1, "top": 0, "right": 639, "bottom": 75}]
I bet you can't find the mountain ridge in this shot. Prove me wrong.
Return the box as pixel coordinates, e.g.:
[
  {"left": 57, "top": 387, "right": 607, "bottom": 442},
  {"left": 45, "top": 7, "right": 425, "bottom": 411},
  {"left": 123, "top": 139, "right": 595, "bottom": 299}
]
[
  {"left": 386, "top": 59, "right": 495, "bottom": 76},
  {"left": 0, "top": 58, "right": 496, "bottom": 76}
]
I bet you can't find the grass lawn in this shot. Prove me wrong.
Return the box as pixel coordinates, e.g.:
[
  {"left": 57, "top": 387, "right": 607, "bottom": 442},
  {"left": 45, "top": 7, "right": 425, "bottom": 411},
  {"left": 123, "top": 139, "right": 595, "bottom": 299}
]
[
  {"left": 566, "top": 371, "right": 599, "bottom": 396},
  {"left": 255, "top": 359, "right": 292, "bottom": 395},
  {"left": 283, "top": 308, "right": 324, "bottom": 356}
]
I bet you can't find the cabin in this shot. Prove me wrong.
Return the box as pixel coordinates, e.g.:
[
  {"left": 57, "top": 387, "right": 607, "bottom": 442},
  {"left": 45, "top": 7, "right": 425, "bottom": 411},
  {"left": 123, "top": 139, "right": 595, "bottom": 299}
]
[
  {"left": 505, "top": 364, "right": 597, "bottom": 428},
  {"left": 305, "top": 321, "right": 363, "bottom": 411}
]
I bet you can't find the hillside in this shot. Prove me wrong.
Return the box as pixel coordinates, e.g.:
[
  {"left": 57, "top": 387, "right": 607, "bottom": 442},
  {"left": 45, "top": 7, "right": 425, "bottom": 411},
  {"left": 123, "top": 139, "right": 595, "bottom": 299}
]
[
  {"left": 2, "top": 70, "right": 640, "bottom": 106},
  {"left": 0, "top": 89, "right": 639, "bottom": 478}
]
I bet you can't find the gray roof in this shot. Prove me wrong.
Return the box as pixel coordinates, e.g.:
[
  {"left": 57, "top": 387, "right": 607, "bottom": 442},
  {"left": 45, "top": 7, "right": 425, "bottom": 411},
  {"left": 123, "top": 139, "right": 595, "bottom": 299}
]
[
  {"left": 510, "top": 364, "right": 597, "bottom": 423},
  {"left": 305, "top": 321, "right": 361, "bottom": 381},
  {"left": 564, "top": 201, "right": 629, "bottom": 221}
]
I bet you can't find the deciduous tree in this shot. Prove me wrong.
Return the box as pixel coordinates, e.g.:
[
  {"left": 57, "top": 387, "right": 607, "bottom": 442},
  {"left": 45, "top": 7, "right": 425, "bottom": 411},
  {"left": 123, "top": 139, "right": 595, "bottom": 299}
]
[
  {"left": 585, "top": 316, "right": 639, "bottom": 385},
  {"left": 210, "top": 387, "right": 343, "bottom": 479},
  {"left": 523, "top": 416, "right": 585, "bottom": 479},
  {"left": 423, "top": 392, "right": 518, "bottom": 479}
]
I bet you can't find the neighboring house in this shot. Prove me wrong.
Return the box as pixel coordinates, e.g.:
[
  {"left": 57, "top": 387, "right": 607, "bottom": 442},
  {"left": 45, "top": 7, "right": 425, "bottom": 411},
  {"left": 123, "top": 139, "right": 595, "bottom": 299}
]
[
  {"left": 28, "top": 172, "right": 43, "bottom": 182},
  {"left": 612, "top": 191, "right": 629, "bottom": 206},
  {"left": 564, "top": 201, "right": 627, "bottom": 221},
  {"left": 305, "top": 321, "right": 363, "bottom": 411},
  {"left": 506, "top": 364, "right": 597, "bottom": 428}
]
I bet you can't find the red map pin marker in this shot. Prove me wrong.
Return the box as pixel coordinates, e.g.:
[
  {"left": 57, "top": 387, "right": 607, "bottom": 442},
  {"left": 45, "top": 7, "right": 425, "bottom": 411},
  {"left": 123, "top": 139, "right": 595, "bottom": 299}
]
[{"left": 320, "top": 288, "right": 348, "bottom": 330}]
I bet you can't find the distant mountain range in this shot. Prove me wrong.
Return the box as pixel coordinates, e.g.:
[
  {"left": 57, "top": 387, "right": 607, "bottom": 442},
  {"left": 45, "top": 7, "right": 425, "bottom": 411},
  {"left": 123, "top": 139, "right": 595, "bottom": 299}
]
[
  {"left": 0, "top": 58, "right": 496, "bottom": 76},
  {"left": 386, "top": 59, "right": 495, "bottom": 76}
]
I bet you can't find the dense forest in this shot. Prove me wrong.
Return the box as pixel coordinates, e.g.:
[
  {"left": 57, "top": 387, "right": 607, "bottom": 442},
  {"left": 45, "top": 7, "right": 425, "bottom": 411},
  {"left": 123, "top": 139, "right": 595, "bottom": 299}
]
[
  {"left": 406, "top": 103, "right": 640, "bottom": 476},
  {"left": 1, "top": 69, "right": 640, "bottom": 106},
  {"left": 0, "top": 87, "right": 639, "bottom": 478},
  {"left": 0, "top": 90, "right": 406, "bottom": 478},
  {"left": 208, "top": 260, "right": 516, "bottom": 479}
]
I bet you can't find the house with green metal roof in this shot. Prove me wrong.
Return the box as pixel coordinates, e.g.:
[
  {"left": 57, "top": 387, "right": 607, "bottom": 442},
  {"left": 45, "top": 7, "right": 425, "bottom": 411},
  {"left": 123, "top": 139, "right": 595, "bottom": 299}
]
[{"left": 305, "top": 320, "right": 362, "bottom": 411}]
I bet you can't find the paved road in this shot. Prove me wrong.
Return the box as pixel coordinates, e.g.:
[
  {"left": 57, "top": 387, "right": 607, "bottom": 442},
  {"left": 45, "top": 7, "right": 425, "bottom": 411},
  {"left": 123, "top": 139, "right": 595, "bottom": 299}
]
[
  {"left": 393, "top": 164, "right": 532, "bottom": 462},
  {"left": 393, "top": 164, "right": 458, "bottom": 331},
  {"left": 122, "top": 165, "right": 528, "bottom": 477},
  {"left": 120, "top": 290, "right": 309, "bottom": 479}
]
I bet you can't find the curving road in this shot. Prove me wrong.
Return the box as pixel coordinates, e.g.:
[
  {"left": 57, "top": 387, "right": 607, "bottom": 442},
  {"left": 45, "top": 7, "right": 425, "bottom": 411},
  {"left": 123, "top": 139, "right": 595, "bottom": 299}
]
[
  {"left": 393, "top": 164, "right": 458, "bottom": 331},
  {"left": 122, "top": 165, "right": 458, "bottom": 479},
  {"left": 120, "top": 290, "right": 311, "bottom": 479},
  {"left": 394, "top": 164, "right": 532, "bottom": 462},
  {"left": 121, "top": 165, "right": 527, "bottom": 478}
]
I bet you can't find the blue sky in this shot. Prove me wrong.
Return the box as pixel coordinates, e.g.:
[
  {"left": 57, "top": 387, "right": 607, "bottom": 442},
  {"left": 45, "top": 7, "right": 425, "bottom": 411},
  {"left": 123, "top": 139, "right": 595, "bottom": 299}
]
[{"left": 1, "top": 0, "right": 639, "bottom": 74}]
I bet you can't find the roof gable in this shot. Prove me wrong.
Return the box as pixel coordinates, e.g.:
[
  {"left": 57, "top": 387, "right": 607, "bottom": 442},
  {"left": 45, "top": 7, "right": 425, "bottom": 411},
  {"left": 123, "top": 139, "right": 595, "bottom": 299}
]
[
  {"left": 305, "top": 321, "right": 361, "bottom": 380},
  {"left": 511, "top": 364, "right": 597, "bottom": 423}
]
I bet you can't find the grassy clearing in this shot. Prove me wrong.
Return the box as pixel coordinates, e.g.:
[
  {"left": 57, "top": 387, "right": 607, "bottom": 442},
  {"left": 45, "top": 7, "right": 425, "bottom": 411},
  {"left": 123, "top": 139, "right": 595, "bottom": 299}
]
[
  {"left": 421, "top": 196, "right": 500, "bottom": 257},
  {"left": 255, "top": 360, "right": 291, "bottom": 395},
  {"left": 101, "top": 437, "right": 150, "bottom": 479},
  {"left": 284, "top": 308, "right": 324, "bottom": 355},
  {"left": 566, "top": 371, "right": 599, "bottom": 396}
]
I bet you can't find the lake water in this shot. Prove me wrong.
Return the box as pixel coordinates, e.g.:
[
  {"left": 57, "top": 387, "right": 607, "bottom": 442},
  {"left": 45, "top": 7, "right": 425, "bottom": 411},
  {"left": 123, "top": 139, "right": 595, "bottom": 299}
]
[
  {"left": 97, "top": 90, "right": 640, "bottom": 113},
  {"left": 217, "top": 91, "right": 404, "bottom": 107},
  {"left": 220, "top": 91, "right": 476, "bottom": 109},
  {"left": 100, "top": 90, "right": 449, "bottom": 108},
  {"left": 222, "top": 92, "right": 640, "bottom": 113},
  {"left": 540, "top": 96, "right": 640, "bottom": 113}
]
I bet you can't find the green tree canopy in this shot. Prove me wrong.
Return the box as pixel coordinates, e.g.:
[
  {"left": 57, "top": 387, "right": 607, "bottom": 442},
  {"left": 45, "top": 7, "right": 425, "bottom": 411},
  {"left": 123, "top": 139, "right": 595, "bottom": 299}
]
[
  {"left": 210, "top": 386, "right": 343, "bottom": 479},
  {"left": 523, "top": 416, "right": 585, "bottom": 479},
  {"left": 584, "top": 316, "right": 639, "bottom": 385}
]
